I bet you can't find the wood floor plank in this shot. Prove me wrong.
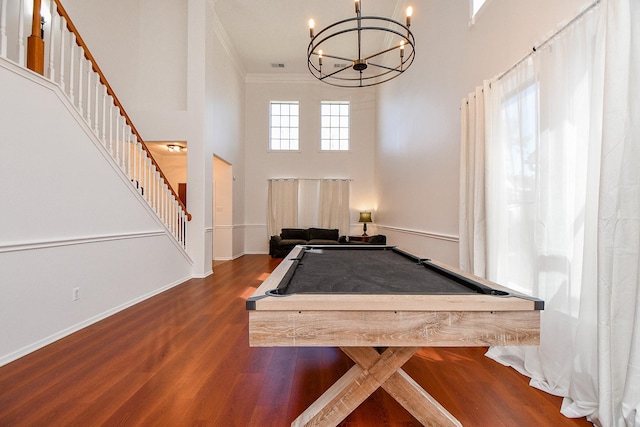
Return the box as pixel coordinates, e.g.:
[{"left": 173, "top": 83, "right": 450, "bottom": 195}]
[{"left": 0, "top": 255, "right": 592, "bottom": 427}]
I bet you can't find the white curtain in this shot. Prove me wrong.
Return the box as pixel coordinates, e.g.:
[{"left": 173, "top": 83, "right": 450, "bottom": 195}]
[
  {"left": 592, "top": 0, "right": 640, "bottom": 425},
  {"left": 318, "top": 179, "right": 350, "bottom": 235},
  {"left": 459, "top": 84, "right": 488, "bottom": 277},
  {"left": 483, "top": 3, "right": 602, "bottom": 410},
  {"left": 460, "top": 1, "right": 640, "bottom": 424},
  {"left": 267, "top": 179, "right": 299, "bottom": 237}
]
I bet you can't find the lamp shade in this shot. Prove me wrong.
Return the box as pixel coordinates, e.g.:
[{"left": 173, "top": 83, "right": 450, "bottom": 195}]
[{"left": 358, "top": 211, "right": 372, "bottom": 223}]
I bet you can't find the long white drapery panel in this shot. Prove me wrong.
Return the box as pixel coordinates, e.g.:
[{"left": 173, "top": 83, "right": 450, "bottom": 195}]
[
  {"left": 483, "top": 6, "right": 601, "bottom": 413},
  {"left": 459, "top": 1, "right": 640, "bottom": 425},
  {"left": 459, "top": 85, "right": 488, "bottom": 278},
  {"left": 593, "top": 0, "right": 640, "bottom": 425},
  {"left": 267, "top": 179, "right": 299, "bottom": 237},
  {"left": 318, "top": 179, "right": 350, "bottom": 236}
]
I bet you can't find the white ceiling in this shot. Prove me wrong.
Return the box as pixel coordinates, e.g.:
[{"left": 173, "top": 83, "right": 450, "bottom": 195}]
[{"left": 213, "top": 0, "right": 407, "bottom": 75}]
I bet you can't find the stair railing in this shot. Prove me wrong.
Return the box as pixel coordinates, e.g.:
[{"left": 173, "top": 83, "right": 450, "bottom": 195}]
[{"left": 0, "top": 0, "right": 191, "bottom": 248}]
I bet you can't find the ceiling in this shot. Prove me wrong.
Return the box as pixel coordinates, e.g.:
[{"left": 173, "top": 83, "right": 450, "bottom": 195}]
[{"left": 213, "top": 0, "right": 408, "bottom": 75}]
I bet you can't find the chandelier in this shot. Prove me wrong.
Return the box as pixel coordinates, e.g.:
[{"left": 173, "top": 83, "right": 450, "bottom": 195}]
[{"left": 307, "top": 0, "right": 415, "bottom": 88}]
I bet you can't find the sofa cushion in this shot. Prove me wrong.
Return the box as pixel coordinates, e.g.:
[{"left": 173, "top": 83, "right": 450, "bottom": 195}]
[
  {"left": 308, "top": 228, "right": 339, "bottom": 241},
  {"left": 280, "top": 228, "right": 310, "bottom": 240},
  {"left": 308, "top": 239, "right": 340, "bottom": 245},
  {"left": 279, "top": 239, "right": 308, "bottom": 246}
]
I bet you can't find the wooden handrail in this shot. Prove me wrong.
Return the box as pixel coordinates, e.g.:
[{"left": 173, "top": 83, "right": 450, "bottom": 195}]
[{"left": 53, "top": 0, "right": 191, "bottom": 221}]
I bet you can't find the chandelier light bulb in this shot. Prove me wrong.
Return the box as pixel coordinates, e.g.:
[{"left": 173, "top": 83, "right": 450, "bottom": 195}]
[
  {"left": 406, "top": 6, "right": 413, "bottom": 27},
  {"left": 309, "top": 19, "right": 315, "bottom": 38}
]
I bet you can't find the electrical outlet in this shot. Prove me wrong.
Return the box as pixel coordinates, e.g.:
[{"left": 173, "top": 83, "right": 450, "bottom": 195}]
[{"left": 72, "top": 287, "right": 80, "bottom": 301}]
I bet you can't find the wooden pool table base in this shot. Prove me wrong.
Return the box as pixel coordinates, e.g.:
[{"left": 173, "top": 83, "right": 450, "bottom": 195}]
[
  {"left": 248, "top": 247, "right": 542, "bottom": 427},
  {"left": 292, "top": 346, "right": 461, "bottom": 427}
]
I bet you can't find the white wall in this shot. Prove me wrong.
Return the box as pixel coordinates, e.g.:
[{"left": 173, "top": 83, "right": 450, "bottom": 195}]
[
  {"left": 243, "top": 77, "right": 378, "bottom": 253},
  {"left": 62, "top": 0, "right": 188, "bottom": 129},
  {"left": 0, "top": 62, "right": 192, "bottom": 366},
  {"left": 206, "top": 6, "right": 246, "bottom": 260},
  {"left": 375, "top": 0, "right": 593, "bottom": 265}
]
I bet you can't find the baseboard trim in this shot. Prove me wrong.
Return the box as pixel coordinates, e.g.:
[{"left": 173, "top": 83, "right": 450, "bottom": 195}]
[
  {"left": 376, "top": 224, "right": 459, "bottom": 243},
  {"left": 0, "top": 274, "right": 191, "bottom": 367}
]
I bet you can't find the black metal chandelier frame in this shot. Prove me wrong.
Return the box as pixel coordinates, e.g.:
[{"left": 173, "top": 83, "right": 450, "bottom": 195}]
[{"left": 307, "top": 3, "right": 415, "bottom": 88}]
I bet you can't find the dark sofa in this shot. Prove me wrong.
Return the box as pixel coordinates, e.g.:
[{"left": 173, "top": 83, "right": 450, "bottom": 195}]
[
  {"left": 269, "top": 227, "right": 386, "bottom": 258},
  {"left": 269, "top": 227, "right": 342, "bottom": 258}
]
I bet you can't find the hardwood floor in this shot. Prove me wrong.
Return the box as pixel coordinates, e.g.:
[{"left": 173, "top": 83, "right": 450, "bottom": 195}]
[{"left": 0, "top": 255, "right": 592, "bottom": 426}]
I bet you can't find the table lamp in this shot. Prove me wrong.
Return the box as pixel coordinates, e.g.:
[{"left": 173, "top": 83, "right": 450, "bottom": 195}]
[{"left": 359, "top": 211, "right": 372, "bottom": 236}]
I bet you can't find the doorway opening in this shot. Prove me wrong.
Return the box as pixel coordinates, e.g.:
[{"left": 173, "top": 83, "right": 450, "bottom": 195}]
[{"left": 213, "top": 155, "right": 233, "bottom": 264}]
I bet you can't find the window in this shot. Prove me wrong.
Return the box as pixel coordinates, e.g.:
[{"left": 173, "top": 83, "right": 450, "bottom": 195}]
[
  {"left": 321, "top": 102, "right": 350, "bottom": 151},
  {"left": 270, "top": 102, "right": 299, "bottom": 150},
  {"left": 471, "top": 0, "right": 488, "bottom": 23}
]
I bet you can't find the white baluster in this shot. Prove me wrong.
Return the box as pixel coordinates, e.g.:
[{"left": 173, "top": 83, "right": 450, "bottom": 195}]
[
  {"left": 0, "top": 0, "right": 8, "bottom": 58},
  {"left": 157, "top": 174, "right": 161, "bottom": 214},
  {"left": 158, "top": 179, "right": 162, "bottom": 218},
  {"left": 114, "top": 113, "right": 120, "bottom": 165},
  {"left": 173, "top": 201, "right": 177, "bottom": 236},
  {"left": 47, "top": 0, "right": 56, "bottom": 80},
  {"left": 139, "top": 149, "right": 144, "bottom": 195},
  {"left": 149, "top": 160, "right": 154, "bottom": 207},
  {"left": 181, "top": 213, "right": 186, "bottom": 247},
  {"left": 147, "top": 157, "right": 152, "bottom": 204},
  {"left": 136, "top": 142, "right": 143, "bottom": 193},
  {"left": 131, "top": 139, "right": 138, "bottom": 186},
  {"left": 165, "top": 185, "right": 170, "bottom": 226},
  {"left": 93, "top": 73, "right": 99, "bottom": 134},
  {"left": 77, "top": 52, "right": 83, "bottom": 114},
  {"left": 156, "top": 171, "right": 161, "bottom": 214},
  {"left": 58, "top": 17, "right": 65, "bottom": 90},
  {"left": 150, "top": 158, "right": 155, "bottom": 205},
  {"left": 125, "top": 127, "right": 132, "bottom": 176},
  {"left": 68, "top": 33, "right": 75, "bottom": 103},
  {"left": 170, "top": 200, "right": 175, "bottom": 235},
  {"left": 85, "top": 63, "right": 92, "bottom": 125},
  {"left": 17, "top": 0, "right": 25, "bottom": 66},
  {"left": 120, "top": 121, "right": 126, "bottom": 170},
  {"left": 160, "top": 177, "right": 165, "bottom": 221},
  {"left": 139, "top": 141, "right": 144, "bottom": 188},
  {"left": 108, "top": 102, "right": 114, "bottom": 153},
  {"left": 161, "top": 177, "right": 165, "bottom": 218},
  {"left": 101, "top": 87, "right": 107, "bottom": 145}
]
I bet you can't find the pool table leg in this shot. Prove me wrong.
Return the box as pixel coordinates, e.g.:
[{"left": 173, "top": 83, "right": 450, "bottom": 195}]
[
  {"left": 290, "top": 346, "right": 461, "bottom": 427},
  {"left": 343, "top": 347, "right": 462, "bottom": 427}
]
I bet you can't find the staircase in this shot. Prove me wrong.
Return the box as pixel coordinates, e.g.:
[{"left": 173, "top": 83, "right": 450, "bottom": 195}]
[{"left": 0, "top": 0, "right": 190, "bottom": 248}]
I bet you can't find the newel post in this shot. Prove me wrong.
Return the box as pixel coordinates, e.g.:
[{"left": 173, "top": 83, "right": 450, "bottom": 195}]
[{"left": 27, "top": 0, "right": 44, "bottom": 74}]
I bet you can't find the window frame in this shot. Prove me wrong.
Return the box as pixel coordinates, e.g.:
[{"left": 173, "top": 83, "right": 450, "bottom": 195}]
[
  {"left": 320, "top": 101, "right": 350, "bottom": 151},
  {"left": 269, "top": 101, "right": 300, "bottom": 151}
]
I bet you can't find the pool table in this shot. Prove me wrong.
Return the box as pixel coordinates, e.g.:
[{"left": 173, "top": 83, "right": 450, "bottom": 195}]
[{"left": 246, "top": 245, "right": 543, "bottom": 426}]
